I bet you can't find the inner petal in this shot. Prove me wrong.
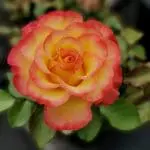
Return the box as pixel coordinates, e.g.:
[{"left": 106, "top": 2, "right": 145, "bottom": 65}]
[{"left": 47, "top": 37, "right": 85, "bottom": 86}]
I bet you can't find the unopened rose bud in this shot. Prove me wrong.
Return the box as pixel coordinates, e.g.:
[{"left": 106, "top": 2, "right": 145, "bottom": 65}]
[{"left": 76, "top": 0, "right": 102, "bottom": 11}]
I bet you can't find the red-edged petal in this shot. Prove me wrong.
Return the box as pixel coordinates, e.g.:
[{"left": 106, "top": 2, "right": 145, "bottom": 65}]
[
  {"left": 83, "top": 39, "right": 121, "bottom": 103},
  {"left": 79, "top": 34, "right": 107, "bottom": 60},
  {"left": 38, "top": 10, "right": 83, "bottom": 30},
  {"left": 83, "top": 61, "right": 114, "bottom": 102},
  {"left": 21, "top": 26, "right": 52, "bottom": 60},
  {"left": 21, "top": 21, "right": 38, "bottom": 37},
  {"left": 66, "top": 22, "right": 87, "bottom": 37},
  {"left": 86, "top": 20, "right": 117, "bottom": 43},
  {"left": 12, "top": 75, "right": 28, "bottom": 96},
  {"left": 8, "top": 48, "right": 31, "bottom": 95},
  {"left": 27, "top": 79, "right": 70, "bottom": 107},
  {"left": 101, "top": 89, "right": 119, "bottom": 105},
  {"left": 44, "top": 96, "right": 92, "bottom": 130}
]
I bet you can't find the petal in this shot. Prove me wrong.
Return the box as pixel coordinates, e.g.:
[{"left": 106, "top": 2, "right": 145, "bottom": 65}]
[
  {"left": 55, "top": 37, "right": 83, "bottom": 55},
  {"left": 101, "top": 89, "right": 119, "bottom": 105},
  {"left": 59, "top": 75, "right": 97, "bottom": 96},
  {"left": 44, "top": 31, "right": 69, "bottom": 57},
  {"left": 113, "top": 66, "right": 122, "bottom": 89},
  {"left": 34, "top": 45, "right": 50, "bottom": 73},
  {"left": 21, "top": 21, "right": 38, "bottom": 37},
  {"left": 7, "top": 43, "right": 31, "bottom": 67},
  {"left": 81, "top": 52, "right": 103, "bottom": 79},
  {"left": 44, "top": 96, "right": 92, "bottom": 130},
  {"left": 13, "top": 75, "right": 28, "bottom": 96},
  {"left": 106, "top": 40, "right": 121, "bottom": 65},
  {"left": 79, "top": 34, "right": 107, "bottom": 60},
  {"left": 84, "top": 40, "right": 122, "bottom": 103},
  {"left": 27, "top": 79, "right": 70, "bottom": 107},
  {"left": 21, "top": 26, "right": 52, "bottom": 60},
  {"left": 29, "top": 62, "right": 59, "bottom": 89},
  {"left": 38, "top": 10, "right": 83, "bottom": 30},
  {"left": 66, "top": 22, "right": 102, "bottom": 38},
  {"left": 86, "top": 20, "right": 117, "bottom": 43},
  {"left": 84, "top": 61, "right": 114, "bottom": 102},
  {"left": 8, "top": 49, "right": 31, "bottom": 95},
  {"left": 51, "top": 65, "right": 84, "bottom": 86},
  {"left": 66, "top": 22, "right": 87, "bottom": 37}
]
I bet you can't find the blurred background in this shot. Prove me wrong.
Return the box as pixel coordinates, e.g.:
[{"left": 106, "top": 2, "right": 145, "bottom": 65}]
[{"left": 0, "top": 0, "right": 150, "bottom": 150}]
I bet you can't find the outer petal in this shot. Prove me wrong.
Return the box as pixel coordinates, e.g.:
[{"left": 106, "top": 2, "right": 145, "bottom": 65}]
[
  {"left": 66, "top": 22, "right": 87, "bottom": 38},
  {"left": 27, "top": 79, "right": 70, "bottom": 107},
  {"left": 79, "top": 34, "right": 107, "bottom": 78},
  {"left": 21, "top": 21, "right": 38, "bottom": 37},
  {"left": 38, "top": 10, "right": 83, "bottom": 30},
  {"left": 84, "top": 61, "right": 114, "bottom": 102},
  {"left": 86, "top": 20, "right": 117, "bottom": 43},
  {"left": 84, "top": 40, "right": 122, "bottom": 103},
  {"left": 21, "top": 26, "right": 52, "bottom": 60},
  {"left": 44, "top": 96, "right": 92, "bottom": 130},
  {"left": 79, "top": 34, "right": 107, "bottom": 60},
  {"left": 101, "top": 89, "right": 119, "bottom": 105},
  {"left": 8, "top": 47, "right": 31, "bottom": 95}
]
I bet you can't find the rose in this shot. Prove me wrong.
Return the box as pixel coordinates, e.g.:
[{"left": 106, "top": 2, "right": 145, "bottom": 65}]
[{"left": 8, "top": 11, "right": 122, "bottom": 130}]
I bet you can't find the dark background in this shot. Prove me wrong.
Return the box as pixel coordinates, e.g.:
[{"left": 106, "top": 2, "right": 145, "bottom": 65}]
[{"left": 0, "top": 0, "right": 150, "bottom": 149}]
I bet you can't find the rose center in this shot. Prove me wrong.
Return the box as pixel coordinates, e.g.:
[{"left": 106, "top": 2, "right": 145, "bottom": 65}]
[
  {"left": 64, "top": 55, "right": 76, "bottom": 63},
  {"left": 49, "top": 48, "right": 83, "bottom": 72}
]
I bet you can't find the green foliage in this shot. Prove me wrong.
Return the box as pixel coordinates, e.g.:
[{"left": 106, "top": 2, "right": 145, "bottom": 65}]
[
  {"left": 128, "top": 45, "right": 146, "bottom": 60},
  {"left": 7, "top": 73, "right": 25, "bottom": 99},
  {"left": 121, "top": 28, "right": 143, "bottom": 45},
  {"left": 138, "top": 101, "right": 150, "bottom": 123},
  {"left": 116, "top": 36, "right": 128, "bottom": 64},
  {"left": 7, "top": 100, "right": 34, "bottom": 127},
  {"left": 104, "top": 15, "right": 123, "bottom": 31},
  {"left": 125, "top": 63, "right": 150, "bottom": 87},
  {"left": 0, "top": 90, "right": 15, "bottom": 112},
  {"left": 77, "top": 110, "right": 102, "bottom": 142},
  {"left": 29, "top": 108, "right": 56, "bottom": 149},
  {"left": 100, "top": 99, "right": 141, "bottom": 130}
]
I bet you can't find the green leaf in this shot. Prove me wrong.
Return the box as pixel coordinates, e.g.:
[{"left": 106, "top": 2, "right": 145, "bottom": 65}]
[
  {"left": 100, "top": 99, "right": 141, "bottom": 130},
  {"left": 127, "top": 59, "right": 140, "bottom": 70},
  {"left": 0, "top": 90, "right": 15, "bottom": 112},
  {"left": 121, "top": 28, "right": 143, "bottom": 45},
  {"left": 8, "top": 100, "right": 33, "bottom": 127},
  {"left": 128, "top": 45, "right": 146, "bottom": 60},
  {"left": 125, "top": 63, "right": 150, "bottom": 87},
  {"left": 7, "top": 72, "right": 25, "bottom": 99},
  {"left": 104, "top": 15, "right": 123, "bottom": 30},
  {"left": 116, "top": 36, "right": 128, "bottom": 63},
  {"left": 6, "top": 72, "right": 13, "bottom": 81},
  {"left": 77, "top": 110, "right": 102, "bottom": 142},
  {"left": 137, "top": 101, "right": 150, "bottom": 123},
  {"left": 8, "top": 82, "right": 24, "bottom": 98},
  {"left": 30, "top": 110, "right": 55, "bottom": 149}
]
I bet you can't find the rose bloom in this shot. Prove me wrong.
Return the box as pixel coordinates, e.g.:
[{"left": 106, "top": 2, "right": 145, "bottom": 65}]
[{"left": 8, "top": 11, "right": 122, "bottom": 130}]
